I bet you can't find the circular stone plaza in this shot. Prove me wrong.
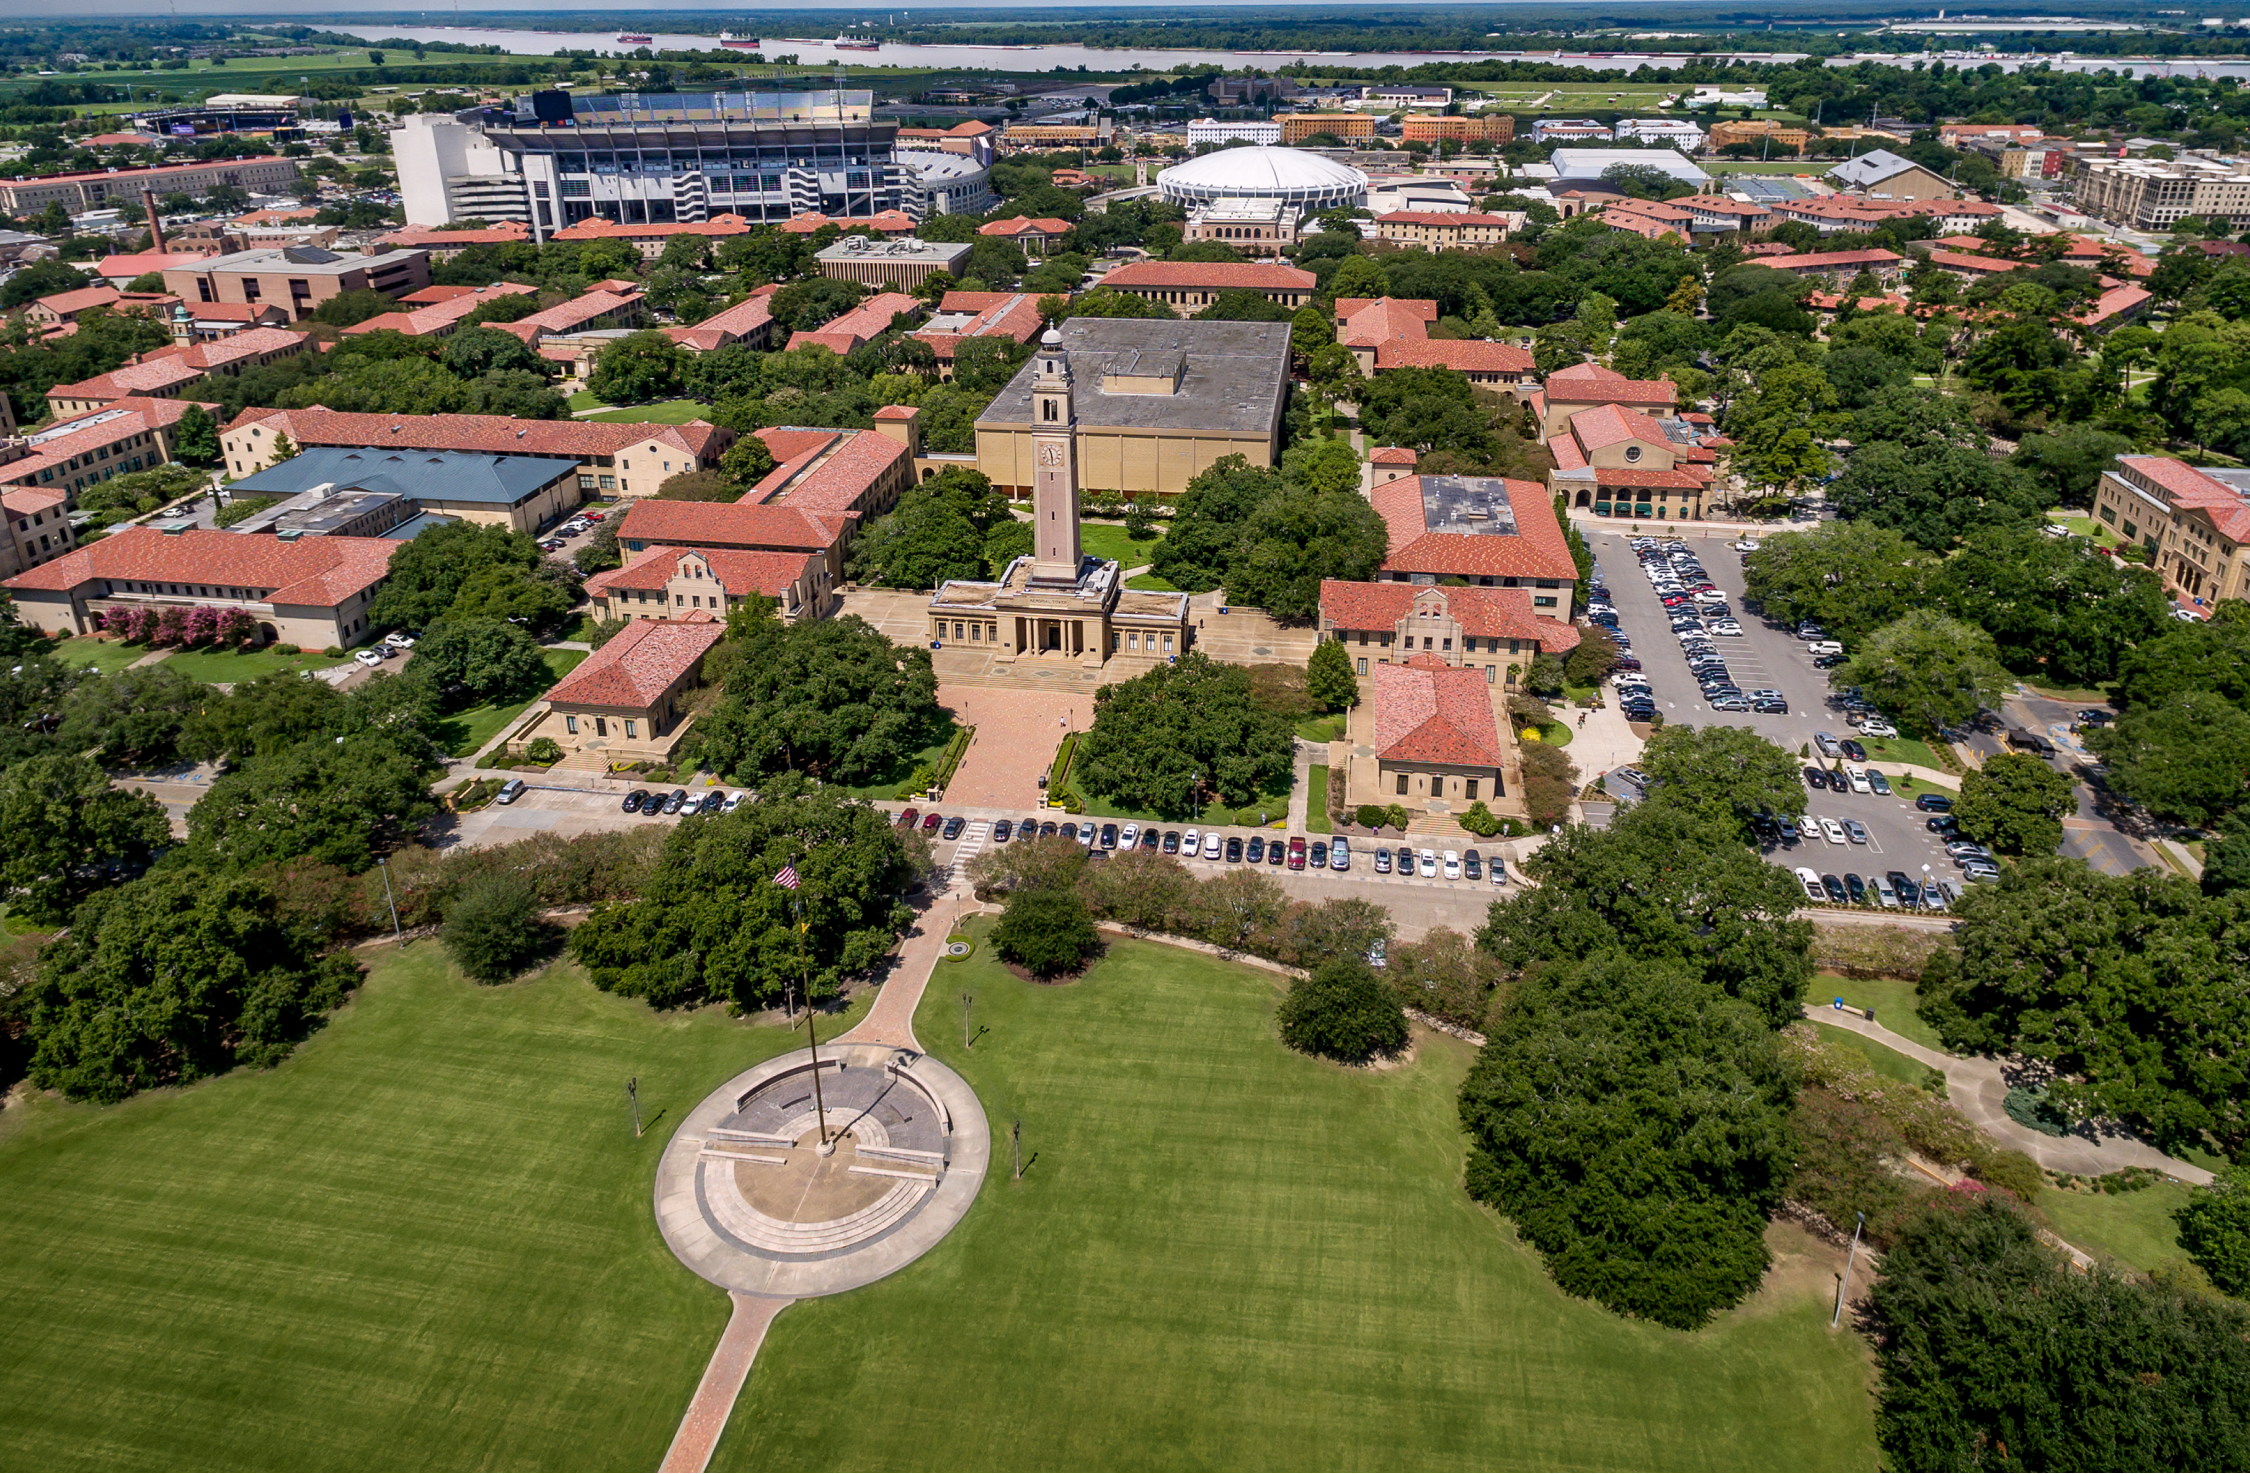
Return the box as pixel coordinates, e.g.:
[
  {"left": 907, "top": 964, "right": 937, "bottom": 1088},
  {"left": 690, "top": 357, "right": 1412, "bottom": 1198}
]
[{"left": 655, "top": 1040, "right": 988, "bottom": 1298}]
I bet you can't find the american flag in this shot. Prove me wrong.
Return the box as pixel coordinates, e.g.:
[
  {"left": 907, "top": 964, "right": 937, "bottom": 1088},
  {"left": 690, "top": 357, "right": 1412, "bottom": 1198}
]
[{"left": 773, "top": 865, "right": 800, "bottom": 890}]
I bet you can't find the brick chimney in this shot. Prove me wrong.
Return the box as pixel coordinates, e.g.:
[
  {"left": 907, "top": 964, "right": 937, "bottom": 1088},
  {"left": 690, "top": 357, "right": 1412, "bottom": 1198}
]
[{"left": 142, "top": 187, "right": 166, "bottom": 253}]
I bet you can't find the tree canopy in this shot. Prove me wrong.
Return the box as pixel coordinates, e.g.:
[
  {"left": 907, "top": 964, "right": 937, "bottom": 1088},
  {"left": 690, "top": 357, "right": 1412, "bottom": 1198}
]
[{"left": 1074, "top": 652, "right": 1295, "bottom": 817}]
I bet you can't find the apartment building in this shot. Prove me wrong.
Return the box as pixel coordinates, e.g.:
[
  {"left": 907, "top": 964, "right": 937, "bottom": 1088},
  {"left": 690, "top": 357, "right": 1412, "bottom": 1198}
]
[
  {"left": 2069, "top": 153, "right": 2250, "bottom": 231},
  {"left": 2094, "top": 455, "right": 2250, "bottom": 606},
  {"left": 0, "top": 155, "right": 298, "bottom": 214},
  {"left": 1278, "top": 113, "right": 1376, "bottom": 144},
  {"left": 160, "top": 246, "right": 431, "bottom": 324},
  {"left": 1186, "top": 118, "right": 1282, "bottom": 147},
  {"left": 1372, "top": 211, "right": 1512, "bottom": 250},
  {"left": 1400, "top": 114, "right": 1516, "bottom": 146},
  {"left": 46, "top": 327, "right": 310, "bottom": 415}
]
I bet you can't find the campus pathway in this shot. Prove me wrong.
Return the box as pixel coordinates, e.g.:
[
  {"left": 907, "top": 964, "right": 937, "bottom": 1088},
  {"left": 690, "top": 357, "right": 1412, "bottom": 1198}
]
[
  {"left": 1807, "top": 1005, "right": 2214, "bottom": 1184},
  {"left": 658, "top": 1293, "right": 792, "bottom": 1474}
]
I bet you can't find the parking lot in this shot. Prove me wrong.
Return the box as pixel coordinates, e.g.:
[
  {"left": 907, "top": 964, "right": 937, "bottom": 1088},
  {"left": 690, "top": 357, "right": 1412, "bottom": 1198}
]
[{"left": 1581, "top": 527, "right": 1979, "bottom": 911}]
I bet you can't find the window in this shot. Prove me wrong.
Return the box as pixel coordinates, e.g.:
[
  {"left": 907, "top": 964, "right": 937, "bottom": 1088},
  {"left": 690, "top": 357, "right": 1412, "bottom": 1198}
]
[
  {"left": 565, "top": 715, "right": 578, "bottom": 734},
  {"left": 624, "top": 720, "right": 637, "bottom": 738},
  {"left": 1533, "top": 596, "right": 1557, "bottom": 608},
  {"left": 1356, "top": 657, "right": 1367, "bottom": 674},
  {"left": 1162, "top": 634, "right": 1173, "bottom": 652},
  {"left": 595, "top": 717, "right": 608, "bottom": 737},
  {"left": 1441, "top": 637, "right": 1452, "bottom": 651},
  {"left": 1397, "top": 774, "right": 1409, "bottom": 796},
  {"left": 600, "top": 475, "right": 615, "bottom": 490},
  {"left": 1623, "top": 444, "right": 1642, "bottom": 463},
  {"left": 2099, "top": 503, "right": 2116, "bottom": 524},
  {"left": 1465, "top": 779, "right": 1478, "bottom": 801},
  {"left": 1486, "top": 664, "right": 1496, "bottom": 683}
]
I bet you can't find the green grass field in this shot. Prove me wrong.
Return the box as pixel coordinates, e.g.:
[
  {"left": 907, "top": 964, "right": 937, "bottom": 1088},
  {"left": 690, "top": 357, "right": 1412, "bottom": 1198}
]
[
  {"left": 1295, "top": 712, "right": 1346, "bottom": 743},
  {"left": 1305, "top": 763, "right": 1332, "bottom": 832},
  {"left": 0, "top": 946, "right": 871, "bottom": 1470},
  {"left": 2040, "top": 1181, "right": 2194, "bottom": 1274},
  {"left": 1075, "top": 520, "right": 1165, "bottom": 570},
  {"left": 160, "top": 645, "right": 348, "bottom": 683},
  {"left": 1858, "top": 734, "right": 1953, "bottom": 778},
  {"left": 1814, "top": 974, "right": 1944, "bottom": 1054},
  {"left": 47, "top": 636, "right": 148, "bottom": 674},
  {"left": 1810, "top": 1021, "right": 1929, "bottom": 1086},
  {"left": 1124, "top": 572, "right": 1182, "bottom": 592},
  {"left": 715, "top": 930, "right": 1879, "bottom": 1471},
  {"left": 431, "top": 648, "right": 588, "bottom": 757},
  {"left": 586, "top": 400, "right": 714, "bottom": 426}
]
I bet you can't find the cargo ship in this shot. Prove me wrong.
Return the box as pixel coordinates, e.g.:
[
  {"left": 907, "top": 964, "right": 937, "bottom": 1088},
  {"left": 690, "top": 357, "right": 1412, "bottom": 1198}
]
[
  {"left": 718, "top": 32, "right": 761, "bottom": 47},
  {"left": 616, "top": 33, "right": 654, "bottom": 44},
  {"left": 832, "top": 34, "right": 880, "bottom": 50}
]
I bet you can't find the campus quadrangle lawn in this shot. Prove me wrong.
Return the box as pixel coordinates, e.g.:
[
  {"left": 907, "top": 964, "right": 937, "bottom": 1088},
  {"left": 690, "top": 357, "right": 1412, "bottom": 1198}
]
[
  {"left": 0, "top": 932, "right": 1879, "bottom": 1471},
  {"left": 716, "top": 930, "right": 1880, "bottom": 1472},
  {"left": 0, "top": 947, "right": 865, "bottom": 1472}
]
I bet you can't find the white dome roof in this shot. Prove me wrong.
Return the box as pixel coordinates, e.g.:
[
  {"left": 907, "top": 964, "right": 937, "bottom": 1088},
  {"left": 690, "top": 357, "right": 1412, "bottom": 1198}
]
[{"left": 1156, "top": 146, "right": 1367, "bottom": 205}]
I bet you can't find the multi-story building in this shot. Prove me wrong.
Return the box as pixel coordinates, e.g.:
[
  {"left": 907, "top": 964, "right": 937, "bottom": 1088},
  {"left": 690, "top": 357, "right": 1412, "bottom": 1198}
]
[
  {"left": 1531, "top": 118, "right": 1613, "bottom": 144},
  {"left": 1186, "top": 118, "right": 1282, "bottom": 148},
  {"left": 914, "top": 290, "right": 1046, "bottom": 378},
  {"left": 372, "top": 223, "right": 538, "bottom": 261},
  {"left": 1705, "top": 119, "right": 1812, "bottom": 154},
  {"left": 341, "top": 282, "right": 541, "bottom": 340},
  {"left": 1183, "top": 198, "right": 1301, "bottom": 257},
  {"left": 587, "top": 544, "right": 830, "bottom": 626},
  {"left": 1826, "top": 148, "right": 1959, "bottom": 202},
  {"left": 785, "top": 291, "right": 923, "bottom": 355},
  {"left": 46, "top": 327, "right": 310, "bottom": 416},
  {"left": 219, "top": 408, "right": 731, "bottom": 498},
  {"left": 978, "top": 215, "right": 1074, "bottom": 256},
  {"left": 2094, "top": 455, "right": 2250, "bottom": 607},
  {"left": 1755, "top": 247, "right": 1908, "bottom": 288},
  {"left": 5, "top": 526, "right": 399, "bottom": 649},
  {"left": 1547, "top": 401, "right": 1722, "bottom": 522},
  {"left": 1370, "top": 472, "right": 1578, "bottom": 608},
  {"left": 1612, "top": 119, "right": 1706, "bottom": 149},
  {"left": 1095, "top": 260, "right": 1317, "bottom": 310},
  {"left": 0, "top": 155, "right": 298, "bottom": 214},
  {"left": 395, "top": 91, "right": 994, "bottom": 240},
  {"left": 1278, "top": 113, "right": 1376, "bottom": 144},
  {"left": 1362, "top": 85, "right": 1454, "bottom": 110},
  {"left": 2069, "top": 153, "right": 2250, "bottom": 231},
  {"left": 817, "top": 235, "right": 971, "bottom": 289},
  {"left": 1317, "top": 579, "right": 1581, "bottom": 680},
  {"left": 159, "top": 246, "right": 431, "bottom": 324},
  {"left": 0, "top": 395, "right": 213, "bottom": 507},
  {"left": 1400, "top": 114, "right": 1516, "bottom": 146},
  {"left": 1000, "top": 122, "right": 1108, "bottom": 153},
  {"left": 221, "top": 447, "right": 586, "bottom": 538},
  {"left": 1372, "top": 210, "right": 1511, "bottom": 250}
]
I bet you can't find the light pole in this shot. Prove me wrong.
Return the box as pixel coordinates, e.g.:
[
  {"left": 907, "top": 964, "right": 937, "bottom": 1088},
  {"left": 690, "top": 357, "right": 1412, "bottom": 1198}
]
[
  {"left": 377, "top": 855, "right": 403, "bottom": 948},
  {"left": 1832, "top": 1211, "right": 1866, "bottom": 1329}
]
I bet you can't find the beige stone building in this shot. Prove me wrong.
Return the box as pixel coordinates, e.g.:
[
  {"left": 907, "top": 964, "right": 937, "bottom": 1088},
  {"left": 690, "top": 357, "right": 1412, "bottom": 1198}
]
[
  {"left": 1360, "top": 653, "right": 1510, "bottom": 813},
  {"left": 1278, "top": 113, "right": 1375, "bottom": 143},
  {"left": 816, "top": 235, "right": 972, "bottom": 289},
  {"left": 935, "top": 330, "right": 1191, "bottom": 665},
  {"left": 1183, "top": 199, "right": 1301, "bottom": 258},
  {"left": 1096, "top": 260, "right": 1317, "bottom": 311},
  {"left": 524, "top": 616, "right": 724, "bottom": 764},
  {"left": 974, "top": 318, "right": 1290, "bottom": 499},
  {"left": 160, "top": 245, "right": 431, "bottom": 324},
  {"left": 4, "top": 526, "right": 397, "bottom": 648},
  {"left": 588, "top": 544, "right": 831, "bottom": 624},
  {"left": 2094, "top": 455, "right": 2250, "bottom": 607}
]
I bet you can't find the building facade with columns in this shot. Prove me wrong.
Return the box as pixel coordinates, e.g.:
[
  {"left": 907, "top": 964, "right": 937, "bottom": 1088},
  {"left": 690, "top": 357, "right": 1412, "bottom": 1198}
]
[{"left": 930, "top": 329, "right": 1190, "bottom": 664}]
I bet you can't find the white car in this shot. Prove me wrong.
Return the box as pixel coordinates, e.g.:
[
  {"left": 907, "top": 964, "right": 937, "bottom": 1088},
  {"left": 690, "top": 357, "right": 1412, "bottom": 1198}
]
[
  {"left": 353, "top": 649, "right": 384, "bottom": 668},
  {"left": 1821, "top": 817, "right": 1847, "bottom": 845},
  {"left": 1732, "top": 539, "right": 1761, "bottom": 552},
  {"left": 1202, "top": 832, "right": 1222, "bottom": 860},
  {"left": 1808, "top": 640, "right": 1845, "bottom": 657},
  {"left": 1442, "top": 850, "right": 1462, "bottom": 880},
  {"left": 1794, "top": 866, "right": 1826, "bottom": 902},
  {"left": 1860, "top": 718, "right": 1899, "bottom": 739},
  {"left": 1181, "top": 828, "right": 1200, "bottom": 857},
  {"left": 1418, "top": 848, "right": 1438, "bottom": 878},
  {"left": 387, "top": 632, "right": 416, "bottom": 648},
  {"left": 1709, "top": 621, "right": 1744, "bottom": 636},
  {"left": 722, "top": 790, "right": 747, "bottom": 812},
  {"left": 1845, "top": 764, "right": 1872, "bottom": 794},
  {"left": 1119, "top": 823, "right": 1139, "bottom": 849}
]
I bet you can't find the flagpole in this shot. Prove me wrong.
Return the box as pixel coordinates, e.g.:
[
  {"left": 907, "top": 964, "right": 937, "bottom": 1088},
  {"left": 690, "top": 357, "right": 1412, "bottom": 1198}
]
[{"left": 793, "top": 884, "right": 829, "bottom": 1151}]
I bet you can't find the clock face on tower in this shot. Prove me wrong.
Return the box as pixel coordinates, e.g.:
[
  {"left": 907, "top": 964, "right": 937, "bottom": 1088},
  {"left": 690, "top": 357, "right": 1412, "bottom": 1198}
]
[{"left": 1037, "top": 443, "right": 1065, "bottom": 467}]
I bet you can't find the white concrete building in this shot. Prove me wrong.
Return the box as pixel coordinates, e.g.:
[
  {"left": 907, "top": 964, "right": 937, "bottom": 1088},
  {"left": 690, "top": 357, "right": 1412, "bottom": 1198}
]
[
  {"left": 1186, "top": 117, "right": 1282, "bottom": 147},
  {"left": 1612, "top": 119, "right": 1707, "bottom": 149}
]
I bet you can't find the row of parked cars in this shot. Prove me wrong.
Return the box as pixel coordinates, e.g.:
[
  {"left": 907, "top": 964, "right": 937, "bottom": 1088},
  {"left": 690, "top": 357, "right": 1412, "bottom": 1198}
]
[
  {"left": 540, "top": 508, "right": 609, "bottom": 553},
  {"left": 1639, "top": 540, "right": 1791, "bottom": 715},
  {"left": 1791, "top": 865, "right": 1962, "bottom": 911},
  {"left": 352, "top": 630, "right": 417, "bottom": 669},
  {"left": 621, "top": 787, "right": 746, "bottom": 816},
  {"left": 899, "top": 811, "right": 1509, "bottom": 885}
]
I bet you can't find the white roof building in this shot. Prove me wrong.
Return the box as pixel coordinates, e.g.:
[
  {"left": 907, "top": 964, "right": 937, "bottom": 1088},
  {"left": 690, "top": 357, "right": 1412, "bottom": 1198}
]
[
  {"left": 1613, "top": 119, "right": 1707, "bottom": 148},
  {"left": 1186, "top": 118, "right": 1283, "bottom": 147},
  {"left": 1156, "top": 146, "right": 1368, "bottom": 210},
  {"left": 1550, "top": 149, "right": 1712, "bottom": 190}
]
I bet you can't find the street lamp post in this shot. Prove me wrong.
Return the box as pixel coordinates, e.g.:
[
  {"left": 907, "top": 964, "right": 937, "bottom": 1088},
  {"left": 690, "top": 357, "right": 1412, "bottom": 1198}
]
[{"left": 377, "top": 855, "right": 403, "bottom": 948}]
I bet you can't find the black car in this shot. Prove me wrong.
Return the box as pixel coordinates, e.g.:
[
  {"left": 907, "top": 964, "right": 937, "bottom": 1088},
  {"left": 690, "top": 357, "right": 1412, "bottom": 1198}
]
[
  {"left": 1139, "top": 826, "right": 1160, "bottom": 850},
  {"left": 1463, "top": 849, "right": 1482, "bottom": 880},
  {"left": 1926, "top": 815, "right": 1959, "bottom": 835},
  {"left": 1613, "top": 655, "right": 1643, "bottom": 672},
  {"left": 1059, "top": 821, "right": 1078, "bottom": 841},
  {"left": 2076, "top": 708, "right": 2113, "bottom": 727},
  {"left": 662, "top": 788, "right": 689, "bottom": 815},
  {"left": 1268, "top": 838, "right": 1285, "bottom": 865},
  {"left": 1840, "top": 738, "right": 1868, "bottom": 762},
  {"left": 1821, "top": 874, "right": 1848, "bottom": 904},
  {"left": 1888, "top": 871, "right": 1922, "bottom": 906},
  {"left": 1812, "top": 653, "right": 1849, "bottom": 669},
  {"left": 1914, "top": 793, "right": 1953, "bottom": 813},
  {"left": 1162, "top": 830, "right": 1181, "bottom": 853},
  {"left": 1620, "top": 703, "right": 1657, "bottom": 720},
  {"left": 1039, "top": 820, "right": 1059, "bottom": 838},
  {"left": 1225, "top": 835, "right": 1243, "bottom": 863},
  {"left": 1100, "top": 823, "right": 1118, "bottom": 849},
  {"left": 622, "top": 788, "right": 649, "bottom": 813},
  {"left": 1804, "top": 766, "right": 1831, "bottom": 791},
  {"left": 1845, "top": 873, "right": 1868, "bottom": 904},
  {"left": 942, "top": 815, "right": 966, "bottom": 840},
  {"left": 698, "top": 790, "right": 725, "bottom": 815},
  {"left": 993, "top": 819, "right": 1014, "bottom": 843},
  {"left": 1247, "top": 835, "right": 1265, "bottom": 863},
  {"left": 1753, "top": 698, "right": 1789, "bottom": 714}
]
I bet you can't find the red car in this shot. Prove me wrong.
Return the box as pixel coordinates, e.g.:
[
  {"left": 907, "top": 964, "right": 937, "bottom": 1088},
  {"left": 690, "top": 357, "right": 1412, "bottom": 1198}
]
[
  {"left": 921, "top": 812, "right": 943, "bottom": 831},
  {"left": 897, "top": 807, "right": 919, "bottom": 829},
  {"left": 583, "top": 511, "right": 607, "bottom": 521},
  {"left": 1286, "top": 836, "right": 1307, "bottom": 870}
]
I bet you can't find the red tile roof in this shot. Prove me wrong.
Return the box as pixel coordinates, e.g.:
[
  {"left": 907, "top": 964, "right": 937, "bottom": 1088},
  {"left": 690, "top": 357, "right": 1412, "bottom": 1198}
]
[
  {"left": 775, "top": 210, "right": 918, "bottom": 236},
  {"left": 225, "top": 406, "right": 726, "bottom": 463},
  {"left": 616, "top": 499, "right": 853, "bottom": 553},
  {"left": 499, "top": 288, "right": 644, "bottom": 341},
  {"left": 1567, "top": 402, "right": 1669, "bottom": 454},
  {"left": 2116, "top": 455, "right": 2250, "bottom": 540},
  {"left": 1318, "top": 578, "right": 1580, "bottom": 653},
  {"left": 1100, "top": 260, "right": 1316, "bottom": 291},
  {"left": 48, "top": 326, "right": 306, "bottom": 402},
  {"left": 342, "top": 281, "right": 538, "bottom": 337},
  {"left": 1926, "top": 248, "right": 2021, "bottom": 275},
  {"left": 1543, "top": 361, "right": 1676, "bottom": 408},
  {"left": 2079, "top": 284, "right": 2152, "bottom": 328},
  {"left": 1370, "top": 445, "right": 1419, "bottom": 466},
  {"left": 1374, "top": 475, "right": 1578, "bottom": 582},
  {"left": 743, "top": 427, "right": 908, "bottom": 516},
  {"left": 785, "top": 291, "right": 923, "bottom": 355},
  {"left": 376, "top": 223, "right": 535, "bottom": 250},
  {"left": 1373, "top": 339, "right": 1535, "bottom": 375},
  {"left": 543, "top": 616, "right": 724, "bottom": 710},
  {"left": 587, "top": 544, "right": 820, "bottom": 599},
  {"left": 914, "top": 289, "right": 1045, "bottom": 359},
  {"left": 1373, "top": 654, "right": 1505, "bottom": 767},
  {"left": 0, "top": 397, "right": 213, "bottom": 489},
  {"left": 1335, "top": 296, "right": 1437, "bottom": 349},
  {"left": 551, "top": 213, "right": 759, "bottom": 243},
  {"left": 3, "top": 526, "right": 397, "bottom": 606},
  {"left": 979, "top": 216, "right": 1073, "bottom": 238},
  {"left": 1374, "top": 210, "right": 1513, "bottom": 227},
  {"left": 1761, "top": 247, "right": 1906, "bottom": 272}
]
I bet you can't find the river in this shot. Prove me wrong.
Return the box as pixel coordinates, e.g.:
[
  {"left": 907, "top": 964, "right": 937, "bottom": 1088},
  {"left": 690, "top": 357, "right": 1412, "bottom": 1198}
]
[{"left": 327, "top": 23, "right": 2250, "bottom": 79}]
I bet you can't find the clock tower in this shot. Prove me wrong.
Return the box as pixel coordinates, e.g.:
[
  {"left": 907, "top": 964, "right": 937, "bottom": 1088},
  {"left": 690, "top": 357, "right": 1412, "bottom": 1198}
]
[{"left": 1027, "top": 327, "right": 1082, "bottom": 589}]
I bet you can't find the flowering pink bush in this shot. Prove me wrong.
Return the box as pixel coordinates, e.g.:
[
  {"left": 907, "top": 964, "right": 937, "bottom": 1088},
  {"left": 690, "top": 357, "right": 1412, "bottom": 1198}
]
[
  {"left": 216, "top": 607, "right": 259, "bottom": 648},
  {"left": 126, "top": 607, "right": 162, "bottom": 644},
  {"left": 153, "top": 606, "right": 189, "bottom": 648},
  {"left": 181, "top": 606, "right": 220, "bottom": 648}
]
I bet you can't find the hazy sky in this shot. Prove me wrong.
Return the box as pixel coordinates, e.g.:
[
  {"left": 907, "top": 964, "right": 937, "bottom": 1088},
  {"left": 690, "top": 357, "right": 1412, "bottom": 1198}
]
[{"left": 24, "top": 0, "right": 1418, "bottom": 15}]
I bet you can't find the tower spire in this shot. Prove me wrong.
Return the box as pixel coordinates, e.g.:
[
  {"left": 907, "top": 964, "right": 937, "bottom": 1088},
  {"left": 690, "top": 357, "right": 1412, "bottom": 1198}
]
[{"left": 1027, "top": 326, "right": 1082, "bottom": 588}]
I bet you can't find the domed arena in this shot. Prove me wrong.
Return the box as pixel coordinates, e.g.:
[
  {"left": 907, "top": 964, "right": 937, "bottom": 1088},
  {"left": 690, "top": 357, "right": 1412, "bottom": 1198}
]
[{"left": 1155, "top": 145, "right": 1368, "bottom": 211}]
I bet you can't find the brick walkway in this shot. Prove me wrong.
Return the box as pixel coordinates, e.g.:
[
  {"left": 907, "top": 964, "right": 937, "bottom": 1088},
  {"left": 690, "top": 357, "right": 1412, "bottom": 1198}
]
[
  {"left": 658, "top": 1292, "right": 793, "bottom": 1473},
  {"left": 937, "top": 684, "right": 1079, "bottom": 813}
]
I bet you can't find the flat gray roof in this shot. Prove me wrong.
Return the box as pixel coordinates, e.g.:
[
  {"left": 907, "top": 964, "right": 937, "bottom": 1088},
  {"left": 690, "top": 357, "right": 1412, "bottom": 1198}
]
[
  {"left": 1420, "top": 476, "right": 1520, "bottom": 537},
  {"left": 976, "top": 318, "right": 1291, "bottom": 437},
  {"left": 229, "top": 447, "right": 578, "bottom": 507}
]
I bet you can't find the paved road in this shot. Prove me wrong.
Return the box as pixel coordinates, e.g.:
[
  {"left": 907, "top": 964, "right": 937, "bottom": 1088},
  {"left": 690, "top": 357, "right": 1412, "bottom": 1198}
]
[
  {"left": 1581, "top": 526, "right": 1984, "bottom": 912},
  {"left": 1957, "top": 690, "right": 2160, "bottom": 877}
]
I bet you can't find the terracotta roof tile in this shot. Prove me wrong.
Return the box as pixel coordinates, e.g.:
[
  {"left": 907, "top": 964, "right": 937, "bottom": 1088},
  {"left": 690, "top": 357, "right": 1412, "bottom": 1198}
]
[
  {"left": 226, "top": 406, "right": 725, "bottom": 463},
  {"left": 1318, "top": 578, "right": 1580, "bottom": 652},
  {"left": 0, "top": 397, "right": 214, "bottom": 488},
  {"left": 3, "top": 526, "right": 396, "bottom": 604},
  {"left": 1370, "top": 445, "right": 1419, "bottom": 465},
  {"left": 1374, "top": 475, "right": 1579, "bottom": 582},
  {"left": 543, "top": 617, "right": 724, "bottom": 710},
  {"left": 1373, "top": 339, "right": 1534, "bottom": 374},
  {"left": 1372, "top": 655, "right": 1506, "bottom": 767},
  {"left": 1336, "top": 296, "right": 1436, "bottom": 349},
  {"left": 1100, "top": 261, "right": 1316, "bottom": 291},
  {"left": 743, "top": 427, "right": 908, "bottom": 516},
  {"left": 615, "top": 499, "right": 852, "bottom": 552}
]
